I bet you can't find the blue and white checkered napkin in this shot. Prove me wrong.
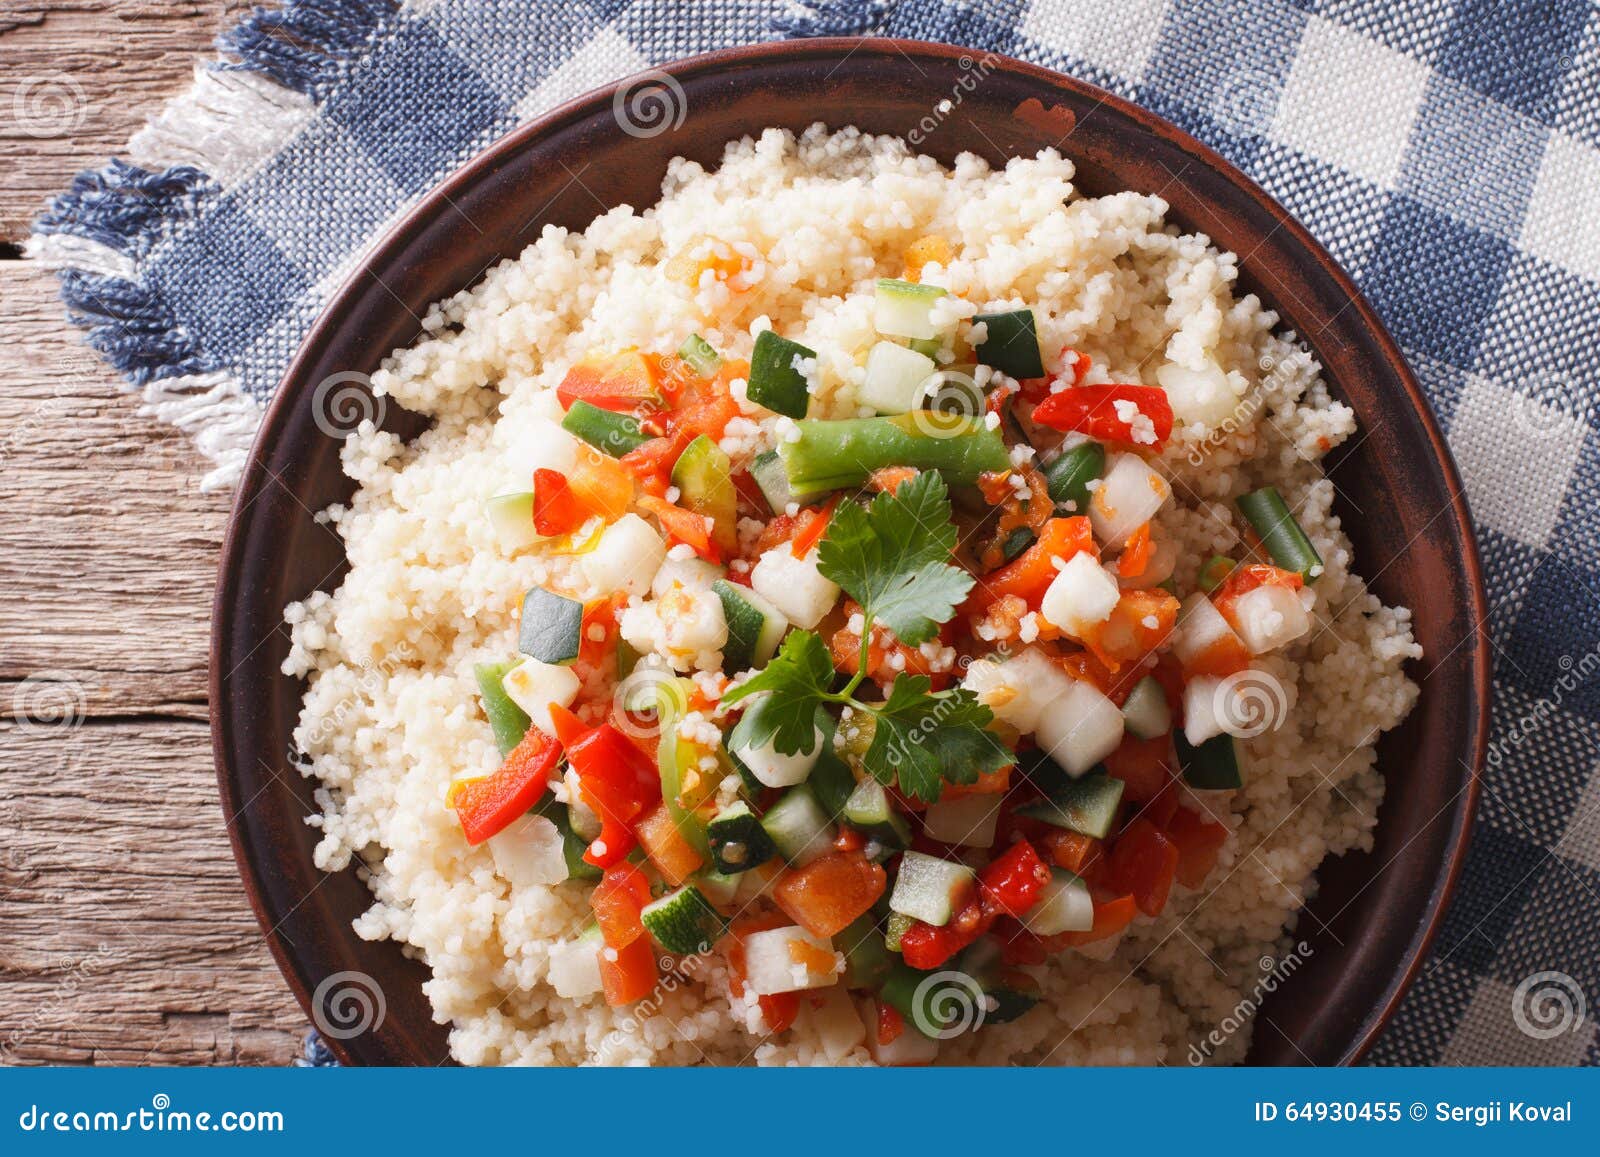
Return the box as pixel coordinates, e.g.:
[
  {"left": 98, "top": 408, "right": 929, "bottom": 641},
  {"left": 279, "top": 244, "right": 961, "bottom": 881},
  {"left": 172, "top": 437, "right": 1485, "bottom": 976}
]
[{"left": 34, "top": 0, "right": 1600, "bottom": 1066}]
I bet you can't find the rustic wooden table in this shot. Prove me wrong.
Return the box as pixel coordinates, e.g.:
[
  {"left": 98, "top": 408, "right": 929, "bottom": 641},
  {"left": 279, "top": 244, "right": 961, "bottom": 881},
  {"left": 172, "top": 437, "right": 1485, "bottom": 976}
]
[{"left": 1, "top": 2, "right": 306, "bottom": 1064}]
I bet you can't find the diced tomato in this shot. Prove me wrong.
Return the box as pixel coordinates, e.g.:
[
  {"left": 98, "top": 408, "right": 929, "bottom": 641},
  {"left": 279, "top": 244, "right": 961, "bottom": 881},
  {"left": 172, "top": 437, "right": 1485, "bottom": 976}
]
[
  {"left": 565, "top": 721, "right": 662, "bottom": 868},
  {"left": 773, "top": 851, "right": 887, "bottom": 938},
  {"left": 1053, "top": 648, "right": 1118, "bottom": 699},
  {"left": 1031, "top": 384, "right": 1174, "bottom": 449},
  {"left": 869, "top": 465, "right": 921, "bottom": 494},
  {"left": 591, "top": 862, "right": 652, "bottom": 949},
  {"left": 877, "top": 1002, "right": 905, "bottom": 1046},
  {"left": 967, "top": 516, "right": 1096, "bottom": 610},
  {"left": 599, "top": 935, "right": 659, "bottom": 1006},
  {"left": 1120, "top": 522, "right": 1153, "bottom": 578},
  {"left": 1211, "top": 562, "right": 1304, "bottom": 622},
  {"left": 1182, "top": 632, "right": 1254, "bottom": 679},
  {"left": 759, "top": 993, "right": 800, "bottom": 1034},
  {"left": 664, "top": 360, "right": 745, "bottom": 443},
  {"left": 557, "top": 351, "right": 663, "bottom": 413},
  {"left": 1103, "top": 733, "right": 1176, "bottom": 804},
  {"left": 634, "top": 802, "right": 705, "bottom": 885},
  {"left": 828, "top": 601, "right": 951, "bottom": 689},
  {"left": 638, "top": 494, "right": 719, "bottom": 562},
  {"left": 450, "top": 726, "right": 562, "bottom": 845},
  {"left": 1167, "top": 807, "right": 1230, "bottom": 889},
  {"left": 1106, "top": 819, "right": 1179, "bottom": 917},
  {"left": 619, "top": 433, "right": 689, "bottom": 500},
  {"left": 1082, "top": 588, "right": 1180, "bottom": 670},
  {"left": 980, "top": 838, "right": 1050, "bottom": 917},
  {"left": 532, "top": 468, "right": 587, "bottom": 536},
  {"left": 940, "top": 763, "right": 1012, "bottom": 801},
  {"left": 1039, "top": 829, "right": 1103, "bottom": 877},
  {"left": 833, "top": 827, "right": 866, "bottom": 854},
  {"left": 789, "top": 496, "right": 838, "bottom": 559}
]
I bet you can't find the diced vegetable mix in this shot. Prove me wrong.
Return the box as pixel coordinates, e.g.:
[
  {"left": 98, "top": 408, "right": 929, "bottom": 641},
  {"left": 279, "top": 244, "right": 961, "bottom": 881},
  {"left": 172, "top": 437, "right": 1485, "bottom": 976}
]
[{"left": 452, "top": 301, "right": 1323, "bottom": 1056}]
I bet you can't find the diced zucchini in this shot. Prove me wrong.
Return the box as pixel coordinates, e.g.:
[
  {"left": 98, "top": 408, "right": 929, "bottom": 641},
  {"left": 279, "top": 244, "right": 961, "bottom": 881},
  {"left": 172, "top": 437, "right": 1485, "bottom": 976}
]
[
  {"left": 485, "top": 490, "right": 541, "bottom": 550},
  {"left": 860, "top": 340, "right": 936, "bottom": 414},
  {"left": 677, "top": 333, "right": 722, "bottom": 377},
  {"left": 641, "top": 885, "right": 728, "bottom": 955},
  {"left": 695, "top": 867, "right": 740, "bottom": 908},
  {"left": 671, "top": 435, "right": 737, "bottom": 555},
  {"left": 747, "top": 330, "right": 814, "bottom": 419},
  {"left": 1022, "top": 869, "right": 1094, "bottom": 935},
  {"left": 705, "top": 800, "right": 776, "bottom": 874},
  {"left": 518, "top": 586, "right": 584, "bottom": 665},
  {"left": 841, "top": 779, "right": 912, "bottom": 849},
  {"left": 971, "top": 309, "right": 1044, "bottom": 379},
  {"left": 743, "top": 925, "right": 841, "bottom": 995},
  {"left": 920, "top": 793, "right": 1002, "bottom": 848},
  {"left": 839, "top": 915, "right": 895, "bottom": 989},
  {"left": 1177, "top": 730, "right": 1243, "bottom": 790},
  {"left": 1043, "top": 441, "right": 1104, "bottom": 513},
  {"left": 560, "top": 399, "right": 650, "bottom": 456},
  {"left": 749, "top": 448, "right": 801, "bottom": 513},
  {"left": 907, "top": 336, "right": 943, "bottom": 360},
  {"left": 473, "top": 660, "right": 531, "bottom": 755},
  {"left": 1014, "top": 772, "right": 1125, "bottom": 840},
  {"left": 874, "top": 278, "right": 946, "bottom": 341},
  {"left": 1121, "top": 675, "right": 1172, "bottom": 739},
  {"left": 500, "top": 657, "right": 581, "bottom": 737},
  {"left": 883, "top": 911, "right": 915, "bottom": 953},
  {"left": 889, "top": 851, "right": 975, "bottom": 927},
  {"left": 759, "top": 785, "right": 835, "bottom": 866},
  {"left": 713, "top": 579, "right": 789, "bottom": 674}
]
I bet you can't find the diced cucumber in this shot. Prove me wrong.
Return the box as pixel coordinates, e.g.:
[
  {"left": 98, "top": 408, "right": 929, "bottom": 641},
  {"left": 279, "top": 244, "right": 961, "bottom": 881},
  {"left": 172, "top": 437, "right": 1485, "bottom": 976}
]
[
  {"left": 839, "top": 915, "right": 895, "bottom": 989},
  {"left": 907, "top": 336, "right": 943, "bottom": 360},
  {"left": 640, "top": 885, "right": 728, "bottom": 955},
  {"left": 971, "top": 309, "right": 1044, "bottom": 379},
  {"left": 1121, "top": 675, "right": 1172, "bottom": 739},
  {"left": 485, "top": 490, "right": 541, "bottom": 551},
  {"left": 1197, "top": 554, "right": 1236, "bottom": 593},
  {"left": 921, "top": 793, "right": 1002, "bottom": 848},
  {"left": 747, "top": 330, "right": 814, "bottom": 419},
  {"left": 671, "top": 435, "right": 737, "bottom": 555},
  {"left": 1022, "top": 869, "right": 1094, "bottom": 935},
  {"left": 518, "top": 586, "right": 584, "bottom": 665},
  {"left": 560, "top": 399, "right": 650, "bottom": 456},
  {"left": 841, "top": 779, "right": 911, "bottom": 849},
  {"left": 749, "top": 448, "right": 801, "bottom": 513},
  {"left": 705, "top": 800, "right": 776, "bottom": 874},
  {"left": 532, "top": 795, "right": 602, "bottom": 882},
  {"left": 729, "top": 697, "right": 824, "bottom": 788},
  {"left": 616, "top": 636, "right": 640, "bottom": 679},
  {"left": 695, "top": 867, "right": 740, "bottom": 907},
  {"left": 648, "top": 676, "right": 712, "bottom": 859},
  {"left": 677, "top": 333, "right": 722, "bottom": 377},
  {"left": 1043, "top": 441, "right": 1105, "bottom": 513},
  {"left": 883, "top": 911, "right": 914, "bottom": 953},
  {"left": 760, "top": 785, "right": 834, "bottom": 866},
  {"left": 1177, "top": 730, "right": 1243, "bottom": 790},
  {"left": 713, "top": 579, "right": 789, "bottom": 673},
  {"left": 874, "top": 278, "right": 946, "bottom": 341},
  {"left": 860, "top": 340, "right": 936, "bottom": 414},
  {"left": 473, "top": 660, "right": 531, "bottom": 755},
  {"left": 889, "top": 851, "right": 975, "bottom": 927},
  {"left": 742, "top": 926, "right": 840, "bottom": 995},
  {"left": 1014, "top": 772, "right": 1125, "bottom": 840}
]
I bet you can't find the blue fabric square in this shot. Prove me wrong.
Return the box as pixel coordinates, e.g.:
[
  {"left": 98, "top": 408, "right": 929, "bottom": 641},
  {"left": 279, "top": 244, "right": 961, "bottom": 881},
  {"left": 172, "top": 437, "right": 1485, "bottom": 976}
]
[
  {"left": 1397, "top": 73, "right": 1548, "bottom": 242},
  {"left": 1480, "top": 684, "right": 1600, "bottom": 847},
  {"left": 1252, "top": 142, "right": 1386, "bottom": 277},
  {"left": 325, "top": 19, "right": 508, "bottom": 196},
  {"left": 1472, "top": 526, "right": 1546, "bottom": 653},
  {"left": 1143, "top": 0, "right": 1308, "bottom": 141},
  {"left": 1478, "top": 254, "right": 1600, "bottom": 392},
  {"left": 1408, "top": 349, "right": 1471, "bottom": 431},
  {"left": 617, "top": 0, "right": 794, "bottom": 57},
  {"left": 1362, "top": 196, "right": 1513, "bottom": 365},
  {"left": 1437, "top": 0, "right": 1592, "bottom": 123},
  {"left": 1431, "top": 825, "right": 1550, "bottom": 976},
  {"left": 144, "top": 198, "right": 310, "bottom": 367},
  {"left": 1299, "top": 0, "right": 1458, "bottom": 65},
  {"left": 1505, "top": 553, "right": 1600, "bottom": 722},
  {"left": 1366, "top": 956, "right": 1480, "bottom": 1065},
  {"left": 1550, "top": 12, "right": 1600, "bottom": 148},
  {"left": 1551, "top": 431, "right": 1600, "bottom": 579},
  {"left": 1494, "top": 858, "right": 1600, "bottom": 998}
]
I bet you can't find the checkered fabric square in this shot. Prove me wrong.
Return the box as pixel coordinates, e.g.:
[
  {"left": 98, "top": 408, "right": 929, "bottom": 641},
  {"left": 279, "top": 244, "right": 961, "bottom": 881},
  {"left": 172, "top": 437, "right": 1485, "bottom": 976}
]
[{"left": 33, "top": 0, "right": 1600, "bottom": 1065}]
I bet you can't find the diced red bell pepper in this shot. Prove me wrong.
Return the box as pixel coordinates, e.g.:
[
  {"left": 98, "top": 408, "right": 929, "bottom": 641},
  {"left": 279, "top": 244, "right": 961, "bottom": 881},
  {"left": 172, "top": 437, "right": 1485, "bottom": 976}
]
[
  {"left": 557, "top": 351, "right": 663, "bottom": 413},
  {"left": 1032, "top": 384, "right": 1174, "bottom": 449},
  {"left": 967, "top": 516, "right": 1096, "bottom": 610},
  {"left": 1103, "top": 733, "right": 1176, "bottom": 804},
  {"left": 563, "top": 718, "right": 662, "bottom": 868},
  {"left": 591, "top": 862, "right": 653, "bottom": 949},
  {"left": 789, "top": 496, "right": 838, "bottom": 559},
  {"left": 638, "top": 494, "right": 719, "bottom": 562},
  {"left": 532, "top": 468, "right": 587, "bottom": 536},
  {"left": 599, "top": 934, "right": 659, "bottom": 1006},
  {"left": 1166, "top": 807, "right": 1230, "bottom": 889},
  {"left": 1106, "top": 818, "right": 1179, "bottom": 917},
  {"left": 876, "top": 1002, "right": 905, "bottom": 1045},
  {"left": 450, "top": 726, "right": 561, "bottom": 845},
  {"left": 773, "top": 851, "right": 887, "bottom": 937},
  {"left": 898, "top": 889, "right": 993, "bottom": 970},
  {"left": 759, "top": 993, "right": 801, "bottom": 1033},
  {"left": 619, "top": 433, "right": 690, "bottom": 500},
  {"left": 980, "top": 838, "right": 1050, "bottom": 917}
]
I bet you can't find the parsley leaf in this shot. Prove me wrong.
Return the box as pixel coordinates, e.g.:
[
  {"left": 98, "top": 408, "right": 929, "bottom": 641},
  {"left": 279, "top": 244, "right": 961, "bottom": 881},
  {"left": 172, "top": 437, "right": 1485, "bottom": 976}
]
[
  {"left": 864, "top": 676, "right": 1012, "bottom": 803},
  {"left": 720, "top": 630, "right": 834, "bottom": 754},
  {"left": 817, "top": 470, "right": 974, "bottom": 646}
]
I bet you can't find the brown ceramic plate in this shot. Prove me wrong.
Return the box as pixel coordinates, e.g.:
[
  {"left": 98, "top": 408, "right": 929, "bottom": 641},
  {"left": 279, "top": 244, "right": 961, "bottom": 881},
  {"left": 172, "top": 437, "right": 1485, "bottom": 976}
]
[{"left": 212, "top": 38, "right": 1489, "bottom": 1066}]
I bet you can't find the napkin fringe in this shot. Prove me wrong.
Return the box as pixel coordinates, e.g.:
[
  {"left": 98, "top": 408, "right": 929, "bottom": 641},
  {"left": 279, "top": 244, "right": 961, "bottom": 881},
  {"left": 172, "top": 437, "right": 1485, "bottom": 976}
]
[{"left": 216, "top": 0, "right": 399, "bottom": 98}]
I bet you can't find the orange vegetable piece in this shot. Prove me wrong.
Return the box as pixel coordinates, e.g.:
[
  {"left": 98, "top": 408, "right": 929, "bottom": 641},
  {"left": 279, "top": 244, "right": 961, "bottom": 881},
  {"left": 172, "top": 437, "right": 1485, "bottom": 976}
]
[
  {"left": 773, "top": 851, "right": 887, "bottom": 938},
  {"left": 633, "top": 802, "right": 705, "bottom": 886},
  {"left": 967, "top": 516, "right": 1095, "bottom": 610},
  {"left": 599, "top": 935, "right": 659, "bottom": 1006}
]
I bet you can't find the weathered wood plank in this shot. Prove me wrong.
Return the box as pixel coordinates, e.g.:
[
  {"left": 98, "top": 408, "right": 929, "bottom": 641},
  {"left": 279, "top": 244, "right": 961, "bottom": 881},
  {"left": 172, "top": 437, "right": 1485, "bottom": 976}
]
[{"left": 0, "top": 2, "right": 247, "bottom": 242}]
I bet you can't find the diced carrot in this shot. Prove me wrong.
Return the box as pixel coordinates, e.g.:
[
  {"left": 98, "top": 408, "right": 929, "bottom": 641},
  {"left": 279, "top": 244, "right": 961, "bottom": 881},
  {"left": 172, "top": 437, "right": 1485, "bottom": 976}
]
[
  {"left": 591, "top": 863, "right": 652, "bottom": 949},
  {"left": 902, "top": 234, "right": 952, "bottom": 282},
  {"left": 599, "top": 935, "right": 658, "bottom": 1006},
  {"left": 1040, "top": 829, "right": 1103, "bottom": 875},
  {"left": 869, "top": 465, "right": 920, "bottom": 493},
  {"left": 790, "top": 495, "right": 838, "bottom": 559},
  {"left": 633, "top": 802, "right": 705, "bottom": 885},
  {"left": 773, "top": 851, "right": 887, "bottom": 938},
  {"left": 939, "top": 763, "right": 1012, "bottom": 801}
]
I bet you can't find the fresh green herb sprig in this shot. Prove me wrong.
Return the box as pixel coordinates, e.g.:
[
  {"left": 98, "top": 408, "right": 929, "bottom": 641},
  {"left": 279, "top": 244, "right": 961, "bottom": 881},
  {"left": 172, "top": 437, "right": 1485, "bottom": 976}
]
[{"left": 723, "top": 472, "right": 1009, "bottom": 802}]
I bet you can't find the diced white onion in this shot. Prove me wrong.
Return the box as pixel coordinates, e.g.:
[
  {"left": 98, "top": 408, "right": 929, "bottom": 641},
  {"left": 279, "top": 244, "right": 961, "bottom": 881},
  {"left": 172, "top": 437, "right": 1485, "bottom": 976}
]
[
  {"left": 1033, "top": 678, "right": 1124, "bottom": 776},
  {"left": 750, "top": 546, "right": 839, "bottom": 629},
  {"left": 1089, "top": 453, "right": 1170, "bottom": 547},
  {"left": 581, "top": 513, "right": 666, "bottom": 597}
]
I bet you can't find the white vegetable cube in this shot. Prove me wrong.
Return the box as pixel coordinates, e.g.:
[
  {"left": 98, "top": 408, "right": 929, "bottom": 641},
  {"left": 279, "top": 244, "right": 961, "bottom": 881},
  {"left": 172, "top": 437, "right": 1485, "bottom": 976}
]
[
  {"left": 501, "top": 658, "right": 581, "bottom": 736},
  {"left": 658, "top": 585, "right": 729, "bottom": 667},
  {"left": 1022, "top": 870, "right": 1094, "bottom": 935},
  {"left": 807, "top": 985, "right": 867, "bottom": 1062},
  {"left": 547, "top": 935, "right": 605, "bottom": 999},
  {"left": 1183, "top": 675, "right": 1227, "bottom": 745},
  {"left": 513, "top": 417, "right": 581, "bottom": 478},
  {"left": 1172, "top": 593, "right": 1246, "bottom": 668},
  {"left": 860, "top": 341, "right": 937, "bottom": 414},
  {"left": 921, "top": 793, "right": 1003, "bottom": 848},
  {"left": 750, "top": 546, "right": 840, "bottom": 629},
  {"left": 858, "top": 997, "right": 939, "bottom": 1065},
  {"left": 1039, "top": 552, "right": 1121, "bottom": 637},
  {"left": 742, "top": 926, "right": 842, "bottom": 995},
  {"left": 732, "top": 721, "right": 825, "bottom": 789},
  {"left": 488, "top": 814, "right": 570, "bottom": 888},
  {"left": 1033, "top": 677, "right": 1124, "bottom": 776},
  {"left": 962, "top": 648, "right": 1072, "bottom": 735},
  {"left": 581, "top": 513, "right": 666, "bottom": 597},
  {"left": 651, "top": 554, "right": 723, "bottom": 598},
  {"left": 1228, "top": 585, "right": 1312, "bottom": 654},
  {"left": 1156, "top": 358, "right": 1241, "bottom": 428},
  {"left": 1089, "top": 453, "right": 1170, "bottom": 547}
]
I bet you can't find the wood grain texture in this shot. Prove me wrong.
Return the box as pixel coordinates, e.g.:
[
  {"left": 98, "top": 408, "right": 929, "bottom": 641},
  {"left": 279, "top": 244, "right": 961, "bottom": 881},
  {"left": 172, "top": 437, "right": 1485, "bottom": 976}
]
[
  {"left": 0, "top": 257, "right": 306, "bottom": 1065},
  {"left": 0, "top": 1, "right": 248, "bottom": 242}
]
